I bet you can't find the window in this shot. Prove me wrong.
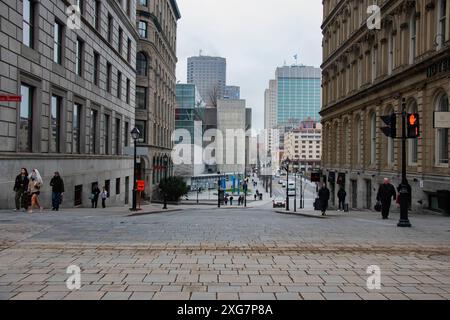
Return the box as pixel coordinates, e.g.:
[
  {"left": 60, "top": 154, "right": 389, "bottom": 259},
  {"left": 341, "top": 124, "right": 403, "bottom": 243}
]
[
  {"left": 75, "top": 38, "right": 84, "bottom": 76},
  {"left": 106, "top": 63, "right": 112, "bottom": 93},
  {"left": 438, "top": 0, "right": 447, "bottom": 48},
  {"left": 94, "top": 0, "right": 101, "bottom": 31},
  {"left": 140, "top": 0, "right": 148, "bottom": 6},
  {"left": 117, "top": 71, "right": 122, "bottom": 99},
  {"left": 138, "top": 21, "right": 147, "bottom": 38},
  {"left": 409, "top": 12, "right": 417, "bottom": 64},
  {"left": 135, "top": 120, "right": 146, "bottom": 143},
  {"left": 385, "top": 109, "right": 395, "bottom": 166},
  {"left": 137, "top": 52, "right": 148, "bottom": 76},
  {"left": 76, "top": 0, "right": 84, "bottom": 15},
  {"left": 115, "top": 118, "right": 121, "bottom": 155},
  {"left": 126, "top": 78, "right": 131, "bottom": 104},
  {"left": 50, "top": 95, "right": 62, "bottom": 153},
  {"left": 371, "top": 46, "right": 378, "bottom": 82},
  {"left": 370, "top": 113, "right": 377, "bottom": 165},
  {"left": 90, "top": 109, "right": 98, "bottom": 154},
  {"left": 127, "top": 38, "right": 132, "bottom": 63},
  {"left": 126, "top": 0, "right": 131, "bottom": 16},
  {"left": 388, "top": 28, "right": 395, "bottom": 75},
  {"left": 408, "top": 101, "right": 419, "bottom": 165},
  {"left": 104, "top": 114, "right": 110, "bottom": 155},
  {"left": 354, "top": 117, "right": 361, "bottom": 165},
  {"left": 74, "top": 185, "right": 83, "bottom": 206},
  {"left": 53, "top": 21, "right": 63, "bottom": 64},
  {"left": 73, "top": 103, "right": 82, "bottom": 154},
  {"left": 136, "top": 86, "right": 147, "bottom": 109},
  {"left": 19, "top": 85, "right": 33, "bottom": 152},
  {"left": 118, "top": 27, "right": 123, "bottom": 54},
  {"left": 107, "top": 13, "right": 113, "bottom": 43},
  {"left": 436, "top": 93, "right": 449, "bottom": 165},
  {"left": 116, "top": 178, "right": 121, "bottom": 195},
  {"left": 23, "top": 0, "right": 35, "bottom": 48},
  {"left": 93, "top": 52, "right": 100, "bottom": 85},
  {"left": 124, "top": 122, "right": 129, "bottom": 147}
]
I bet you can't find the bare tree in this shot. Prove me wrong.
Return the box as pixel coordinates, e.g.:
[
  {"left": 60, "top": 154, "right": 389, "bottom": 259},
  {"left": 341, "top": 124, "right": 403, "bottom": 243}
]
[{"left": 207, "top": 85, "right": 221, "bottom": 108}]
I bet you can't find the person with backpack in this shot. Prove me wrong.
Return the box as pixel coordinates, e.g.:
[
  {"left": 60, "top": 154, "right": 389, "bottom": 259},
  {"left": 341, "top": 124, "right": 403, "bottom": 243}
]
[
  {"left": 50, "top": 172, "right": 65, "bottom": 211},
  {"left": 91, "top": 184, "right": 101, "bottom": 208},
  {"left": 100, "top": 187, "right": 108, "bottom": 208},
  {"left": 13, "top": 168, "right": 29, "bottom": 212}
]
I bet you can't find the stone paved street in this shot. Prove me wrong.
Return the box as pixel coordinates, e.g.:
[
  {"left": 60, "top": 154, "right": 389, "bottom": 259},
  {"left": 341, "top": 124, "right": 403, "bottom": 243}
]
[{"left": 0, "top": 204, "right": 449, "bottom": 300}]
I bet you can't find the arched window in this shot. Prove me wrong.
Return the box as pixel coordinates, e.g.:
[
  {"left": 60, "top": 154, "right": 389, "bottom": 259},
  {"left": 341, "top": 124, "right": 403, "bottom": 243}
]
[
  {"left": 385, "top": 107, "right": 395, "bottom": 166},
  {"left": 354, "top": 116, "right": 362, "bottom": 165},
  {"left": 409, "top": 11, "right": 417, "bottom": 64},
  {"left": 436, "top": 93, "right": 449, "bottom": 165},
  {"left": 370, "top": 112, "right": 377, "bottom": 165},
  {"left": 136, "top": 52, "right": 148, "bottom": 76},
  {"left": 408, "top": 100, "right": 419, "bottom": 165},
  {"left": 342, "top": 119, "right": 349, "bottom": 165}
]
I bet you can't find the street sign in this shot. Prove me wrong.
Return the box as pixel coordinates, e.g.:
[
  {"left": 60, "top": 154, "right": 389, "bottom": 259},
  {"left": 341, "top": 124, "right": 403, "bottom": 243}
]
[
  {"left": 137, "top": 180, "right": 145, "bottom": 191},
  {"left": 434, "top": 112, "right": 450, "bottom": 128},
  {"left": 123, "top": 146, "right": 148, "bottom": 156},
  {"left": 0, "top": 95, "right": 21, "bottom": 102}
]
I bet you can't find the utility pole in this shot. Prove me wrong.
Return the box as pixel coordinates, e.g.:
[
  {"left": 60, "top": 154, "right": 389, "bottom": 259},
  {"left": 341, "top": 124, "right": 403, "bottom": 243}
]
[{"left": 398, "top": 98, "right": 412, "bottom": 227}]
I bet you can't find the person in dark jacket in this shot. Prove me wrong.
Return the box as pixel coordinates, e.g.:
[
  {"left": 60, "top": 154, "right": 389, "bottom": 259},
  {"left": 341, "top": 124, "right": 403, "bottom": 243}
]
[
  {"left": 337, "top": 187, "right": 347, "bottom": 211},
  {"left": 13, "top": 168, "right": 29, "bottom": 211},
  {"left": 50, "top": 172, "right": 65, "bottom": 211},
  {"left": 376, "top": 178, "right": 397, "bottom": 219},
  {"left": 318, "top": 183, "right": 330, "bottom": 216},
  {"left": 91, "top": 184, "right": 101, "bottom": 208}
]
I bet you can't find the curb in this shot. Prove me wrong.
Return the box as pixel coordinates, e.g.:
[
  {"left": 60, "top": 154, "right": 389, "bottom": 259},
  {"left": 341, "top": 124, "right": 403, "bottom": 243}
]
[
  {"left": 127, "top": 209, "right": 182, "bottom": 217},
  {"left": 275, "top": 210, "right": 335, "bottom": 219}
]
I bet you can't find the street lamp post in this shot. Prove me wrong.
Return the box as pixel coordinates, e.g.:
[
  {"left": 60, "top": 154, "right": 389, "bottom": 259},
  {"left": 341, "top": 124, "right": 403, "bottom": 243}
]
[
  {"left": 300, "top": 171, "right": 304, "bottom": 209},
  {"left": 130, "top": 127, "right": 140, "bottom": 211},
  {"left": 398, "top": 99, "right": 412, "bottom": 227},
  {"left": 217, "top": 172, "right": 221, "bottom": 208},
  {"left": 283, "top": 158, "right": 290, "bottom": 211},
  {"left": 293, "top": 162, "right": 299, "bottom": 212},
  {"left": 162, "top": 154, "right": 169, "bottom": 210}
]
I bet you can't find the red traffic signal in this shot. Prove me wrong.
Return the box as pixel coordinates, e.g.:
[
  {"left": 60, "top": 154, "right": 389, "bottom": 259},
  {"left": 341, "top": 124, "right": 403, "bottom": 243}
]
[{"left": 407, "top": 113, "right": 420, "bottom": 138}]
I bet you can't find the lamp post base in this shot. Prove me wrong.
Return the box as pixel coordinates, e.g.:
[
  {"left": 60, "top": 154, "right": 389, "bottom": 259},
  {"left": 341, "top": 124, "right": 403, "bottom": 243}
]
[{"left": 397, "top": 219, "right": 412, "bottom": 228}]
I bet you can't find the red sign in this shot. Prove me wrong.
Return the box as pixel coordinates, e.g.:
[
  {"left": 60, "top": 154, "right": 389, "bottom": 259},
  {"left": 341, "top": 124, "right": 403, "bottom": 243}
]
[
  {"left": 0, "top": 95, "right": 22, "bottom": 102},
  {"left": 137, "top": 180, "right": 145, "bottom": 192}
]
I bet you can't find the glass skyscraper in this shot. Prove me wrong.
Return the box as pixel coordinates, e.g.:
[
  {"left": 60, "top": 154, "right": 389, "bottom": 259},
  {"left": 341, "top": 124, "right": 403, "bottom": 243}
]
[{"left": 175, "top": 84, "right": 205, "bottom": 143}]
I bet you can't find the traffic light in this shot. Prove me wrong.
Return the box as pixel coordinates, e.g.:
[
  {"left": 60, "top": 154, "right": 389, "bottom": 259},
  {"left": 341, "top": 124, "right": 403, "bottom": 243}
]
[
  {"left": 381, "top": 113, "right": 397, "bottom": 138},
  {"left": 407, "top": 113, "right": 420, "bottom": 138}
]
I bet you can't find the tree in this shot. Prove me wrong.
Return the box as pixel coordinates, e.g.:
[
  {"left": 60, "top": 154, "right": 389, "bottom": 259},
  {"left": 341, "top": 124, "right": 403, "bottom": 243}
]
[
  {"left": 208, "top": 85, "right": 221, "bottom": 108},
  {"left": 159, "top": 177, "right": 189, "bottom": 202}
]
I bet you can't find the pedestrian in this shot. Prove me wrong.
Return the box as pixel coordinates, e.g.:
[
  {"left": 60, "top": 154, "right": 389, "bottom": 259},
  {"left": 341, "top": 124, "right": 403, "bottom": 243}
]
[
  {"left": 50, "top": 171, "right": 64, "bottom": 211},
  {"left": 318, "top": 183, "right": 330, "bottom": 216},
  {"left": 238, "top": 195, "right": 242, "bottom": 206},
  {"left": 100, "top": 187, "right": 108, "bottom": 208},
  {"left": 254, "top": 194, "right": 257, "bottom": 201},
  {"left": 230, "top": 196, "right": 234, "bottom": 206},
  {"left": 224, "top": 196, "right": 228, "bottom": 206},
  {"left": 91, "top": 184, "right": 101, "bottom": 208},
  {"left": 27, "top": 169, "right": 43, "bottom": 213},
  {"left": 13, "top": 168, "right": 29, "bottom": 212},
  {"left": 337, "top": 186, "right": 347, "bottom": 212},
  {"left": 376, "top": 178, "right": 397, "bottom": 219}
]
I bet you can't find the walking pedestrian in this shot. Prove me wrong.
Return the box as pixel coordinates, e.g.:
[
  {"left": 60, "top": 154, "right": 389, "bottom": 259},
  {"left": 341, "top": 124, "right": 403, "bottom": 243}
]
[
  {"left": 337, "top": 186, "right": 347, "bottom": 212},
  {"left": 27, "top": 169, "right": 43, "bottom": 213},
  {"left": 50, "top": 172, "right": 64, "bottom": 211},
  {"left": 91, "top": 184, "right": 101, "bottom": 208},
  {"left": 13, "top": 168, "right": 29, "bottom": 212},
  {"left": 318, "top": 183, "right": 330, "bottom": 216},
  {"left": 376, "top": 178, "right": 397, "bottom": 219},
  {"left": 229, "top": 196, "right": 233, "bottom": 206},
  {"left": 100, "top": 187, "right": 108, "bottom": 208},
  {"left": 224, "top": 196, "right": 228, "bottom": 206}
]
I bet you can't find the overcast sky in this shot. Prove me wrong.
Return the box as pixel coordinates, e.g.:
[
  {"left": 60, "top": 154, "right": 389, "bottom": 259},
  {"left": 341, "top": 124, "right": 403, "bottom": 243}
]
[{"left": 175, "top": 0, "right": 323, "bottom": 131}]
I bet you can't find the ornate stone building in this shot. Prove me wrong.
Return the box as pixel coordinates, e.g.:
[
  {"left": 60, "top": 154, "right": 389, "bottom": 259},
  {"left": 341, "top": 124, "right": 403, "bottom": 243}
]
[
  {"left": 135, "top": 0, "right": 180, "bottom": 199},
  {"left": 321, "top": 0, "right": 450, "bottom": 213}
]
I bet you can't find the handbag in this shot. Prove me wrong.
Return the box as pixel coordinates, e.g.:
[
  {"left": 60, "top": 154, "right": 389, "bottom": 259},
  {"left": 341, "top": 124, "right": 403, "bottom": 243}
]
[{"left": 374, "top": 201, "right": 382, "bottom": 212}]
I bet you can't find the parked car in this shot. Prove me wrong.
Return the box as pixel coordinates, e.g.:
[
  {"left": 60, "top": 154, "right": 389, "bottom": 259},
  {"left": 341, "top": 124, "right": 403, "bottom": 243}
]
[
  {"left": 273, "top": 198, "right": 286, "bottom": 208},
  {"left": 282, "top": 182, "right": 287, "bottom": 188},
  {"left": 278, "top": 179, "right": 284, "bottom": 184}
]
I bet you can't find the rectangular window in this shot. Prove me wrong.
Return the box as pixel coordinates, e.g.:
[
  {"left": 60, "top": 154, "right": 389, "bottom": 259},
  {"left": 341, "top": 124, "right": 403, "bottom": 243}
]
[
  {"left": 104, "top": 114, "right": 110, "bottom": 155},
  {"left": 115, "top": 118, "right": 121, "bottom": 155},
  {"left": 106, "top": 63, "right": 112, "bottom": 93},
  {"left": 19, "top": 84, "right": 33, "bottom": 152},
  {"left": 75, "top": 38, "right": 84, "bottom": 76},
  {"left": 94, "top": 0, "right": 101, "bottom": 31},
  {"left": 439, "top": 0, "right": 447, "bottom": 46},
  {"left": 127, "top": 38, "right": 132, "bottom": 63},
  {"left": 124, "top": 121, "right": 129, "bottom": 147},
  {"left": 116, "top": 177, "right": 121, "bottom": 195},
  {"left": 93, "top": 52, "right": 100, "bottom": 85},
  {"left": 135, "top": 120, "right": 146, "bottom": 143},
  {"left": 73, "top": 103, "right": 82, "bottom": 154},
  {"left": 22, "top": 0, "right": 34, "bottom": 48},
  {"left": 76, "top": 0, "right": 84, "bottom": 15},
  {"left": 140, "top": 0, "right": 148, "bottom": 6},
  {"left": 138, "top": 21, "right": 147, "bottom": 38},
  {"left": 117, "top": 71, "right": 122, "bottom": 99},
  {"left": 136, "top": 86, "right": 147, "bottom": 109},
  {"left": 107, "top": 13, "right": 113, "bottom": 43},
  {"left": 74, "top": 185, "right": 83, "bottom": 206},
  {"left": 53, "top": 21, "right": 63, "bottom": 64},
  {"left": 126, "top": 78, "right": 131, "bottom": 104},
  {"left": 118, "top": 27, "right": 123, "bottom": 54},
  {"left": 50, "top": 95, "right": 62, "bottom": 153},
  {"left": 90, "top": 109, "right": 98, "bottom": 154}
]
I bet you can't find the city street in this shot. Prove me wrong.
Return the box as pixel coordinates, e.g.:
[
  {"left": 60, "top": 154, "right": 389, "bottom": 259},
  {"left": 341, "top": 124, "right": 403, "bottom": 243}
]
[{"left": 0, "top": 203, "right": 449, "bottom": 300}]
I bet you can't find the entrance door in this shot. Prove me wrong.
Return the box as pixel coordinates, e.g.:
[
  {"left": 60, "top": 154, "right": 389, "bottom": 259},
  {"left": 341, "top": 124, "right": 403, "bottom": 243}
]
[
  {"left": 125, "top": 176, "right": 129, "bottom": 205},
  {"left": 351, "top": 180, "right": 358, "bottom": 208},
  {"left": 330, "top": 183, "right": 336, "bottom": 207},
  {"left": 365, "top": 179, "right": 372, "bottom": 209}
]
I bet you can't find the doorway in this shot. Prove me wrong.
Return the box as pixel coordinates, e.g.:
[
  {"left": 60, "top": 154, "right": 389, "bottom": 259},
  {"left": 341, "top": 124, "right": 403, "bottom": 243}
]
[
  {"left": 125, "top": 176, "right": 130, "bottom": 205},
  {"left": 365, "top": 179, "right": 372, "bottom": 209},
  {"left": 351, "top": 180, "right": 358, "bottom": 209}
]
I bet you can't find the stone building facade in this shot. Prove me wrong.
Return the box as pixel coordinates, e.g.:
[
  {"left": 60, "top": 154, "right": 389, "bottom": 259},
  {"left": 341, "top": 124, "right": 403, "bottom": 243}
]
[
  {"left": 321, "top": 0, "right": 450, "bottom": 213},
  {"left": 0, "top": 0, "right": 139, "bottom": 208},
  {"left": 135, "top": 0, "right": 180, "bottom": 200},
  {"left": 284, "top": 121, "right": 322, "bottom": 170}
]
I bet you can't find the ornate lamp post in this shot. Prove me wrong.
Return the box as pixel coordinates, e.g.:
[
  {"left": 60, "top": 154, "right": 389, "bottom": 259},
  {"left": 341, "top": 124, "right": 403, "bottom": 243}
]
[
  {"left": 162, "top": 154, "right": 169, "bottom": 210},
  {"left": 130, "top": 127, "right": 140, "bottom": 211},
  {"left": 293, "top": 161, "right": 299, "bottom": 212},
  {"left": 282, "top": 157, "right": 291, "bottom": 211}
]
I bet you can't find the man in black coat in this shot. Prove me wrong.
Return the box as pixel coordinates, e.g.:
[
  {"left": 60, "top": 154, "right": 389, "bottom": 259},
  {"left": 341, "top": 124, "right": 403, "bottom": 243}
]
[
  {"left": 318, "top": 183, "right": 330, "bottom": 216},
  {"left": 50, "top": 172, "right": 65, "bottom": 211},
  {"left": 13, "top": 168, "right": 29, "bottom": 211},
  {"left": 377, "top": 178, "right": 397, "bottom": 219},
  {"left": 337, "top": 187, "right": 347, "bottom": 212}
]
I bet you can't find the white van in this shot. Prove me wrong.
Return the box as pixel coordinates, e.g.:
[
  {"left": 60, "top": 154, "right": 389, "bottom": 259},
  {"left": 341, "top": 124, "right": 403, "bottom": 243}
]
[{"left": 288, "top": 181, "right": 296, "bottom": 196}]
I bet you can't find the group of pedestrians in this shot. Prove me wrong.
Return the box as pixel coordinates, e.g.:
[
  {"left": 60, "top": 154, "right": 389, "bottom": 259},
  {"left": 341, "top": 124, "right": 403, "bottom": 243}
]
[{"left": 13, "top": 168, "right": 63, "bottom": 213}]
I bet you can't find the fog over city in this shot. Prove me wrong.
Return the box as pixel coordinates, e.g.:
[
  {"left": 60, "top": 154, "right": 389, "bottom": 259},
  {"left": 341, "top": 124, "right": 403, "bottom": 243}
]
[{"left": 176, "top": 0, "right": 323, "bottom": 130}]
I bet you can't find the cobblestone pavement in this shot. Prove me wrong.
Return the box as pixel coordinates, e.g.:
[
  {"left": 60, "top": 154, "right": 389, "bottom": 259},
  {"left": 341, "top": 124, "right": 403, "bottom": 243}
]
[{"left": 0, "top": 205, "right": 449, "bottom": 300}]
